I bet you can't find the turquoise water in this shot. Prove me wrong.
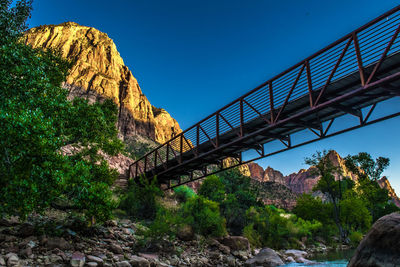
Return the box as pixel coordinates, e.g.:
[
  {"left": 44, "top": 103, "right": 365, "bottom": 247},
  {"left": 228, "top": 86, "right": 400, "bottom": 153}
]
[
  {"left": 281, "top": 249, "right": 354, "bottom": 267},
  {"left": 282, "top": 260, "right": 347, "bottom": 267}
]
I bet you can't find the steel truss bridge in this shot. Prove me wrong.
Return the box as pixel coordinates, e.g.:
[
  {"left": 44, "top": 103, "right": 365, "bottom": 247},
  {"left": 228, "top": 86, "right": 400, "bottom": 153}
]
[{"left": 129, "top": 6, "right": 400, "bottom": 189}]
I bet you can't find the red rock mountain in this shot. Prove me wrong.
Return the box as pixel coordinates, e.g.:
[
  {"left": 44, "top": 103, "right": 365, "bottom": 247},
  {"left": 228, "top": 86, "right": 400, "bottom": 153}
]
[
  {"left": 377, "top": 176, "right": 400, "bottom": 207},
  {"left": 24, "top": 22, "right": 181, "bottom": 144},
  {"left": 248, "top": 151, "right": 400, "bottom": 207}
]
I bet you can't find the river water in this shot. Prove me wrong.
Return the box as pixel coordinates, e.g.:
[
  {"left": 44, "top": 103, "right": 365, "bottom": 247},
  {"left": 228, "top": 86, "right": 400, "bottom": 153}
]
[{"left": 281, "top": 249, "right": 355, "bottom": 267}]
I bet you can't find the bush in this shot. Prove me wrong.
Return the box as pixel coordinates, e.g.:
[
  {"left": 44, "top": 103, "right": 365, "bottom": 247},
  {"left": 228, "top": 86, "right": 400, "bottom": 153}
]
[
  {"left": 141, "top": 206, "right": 182, "bottom": 240},
  {"left": 198, "top": 175, "right": 225, "bottom": 202},
  {"left": 180, "top": 195, "right": 226, "bottom": 237},
  {"left": 119, "top": 176, "right": 163, "bottom": 220},
  {"left": 293, "top": 194, "right": 334, "bottom": 225},
  {"left": 244, "top": 205, "right": 323, "bottom": 249},
  {"left": 199, "top": 169, "right": 262, "bottom": 235},
  {"left": 174, "top": 185, "right": 196, "bottom": 202},
  {"left": 349, "top": 231, "right": 363, "bottom": 247},
  {"left": 243, "top": 223, "right": 262, "bottom": 248}
]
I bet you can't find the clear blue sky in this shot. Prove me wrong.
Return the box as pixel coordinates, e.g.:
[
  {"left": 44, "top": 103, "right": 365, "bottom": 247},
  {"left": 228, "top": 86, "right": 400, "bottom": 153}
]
[{"left": 28, "top": 0, "right": 400, "bottom": 194}]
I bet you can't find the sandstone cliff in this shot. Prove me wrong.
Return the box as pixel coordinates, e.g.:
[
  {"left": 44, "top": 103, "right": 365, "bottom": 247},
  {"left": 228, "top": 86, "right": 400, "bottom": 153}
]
[
  {"left": 248, "top": 151, "right": 400, "bottom": 207},
  {"left": 377, "top": 176, "right": 400, "bottom": 207},
  {"left": 24, "top": 22, "right": 181, "bottom": 144}
]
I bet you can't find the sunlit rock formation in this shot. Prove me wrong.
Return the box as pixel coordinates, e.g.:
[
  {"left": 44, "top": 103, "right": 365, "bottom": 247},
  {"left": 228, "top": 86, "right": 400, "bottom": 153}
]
[
  {"left": 24, "top": 22, "right": 181, "bottom": 144},
  {"left": 248, "top": 150, "right": 400, "bottom": 207}
]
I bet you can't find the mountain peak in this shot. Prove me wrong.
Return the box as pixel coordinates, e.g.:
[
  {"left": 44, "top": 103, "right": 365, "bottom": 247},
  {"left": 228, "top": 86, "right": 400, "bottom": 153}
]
[{"left": 24, "top": 22, "right": 182, "bottom": 144}]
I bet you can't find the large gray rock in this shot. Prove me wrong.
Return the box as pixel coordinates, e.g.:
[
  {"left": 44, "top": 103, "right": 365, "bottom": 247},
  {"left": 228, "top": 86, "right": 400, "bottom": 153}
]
[
  {"left": 6, "top": 253, "right": 19, "bottom": 266},
  {"left": 284, "top": 249, "right": 313, "bottom": 264},
  {"left": 245, "top": 248, "right": 284, "bottom": 267},
  {"left": 349, "top": 212, "right": 400, "bottom": 267},
  {"left": 129, "top": 255, "right": 150, "bottom": 267}
]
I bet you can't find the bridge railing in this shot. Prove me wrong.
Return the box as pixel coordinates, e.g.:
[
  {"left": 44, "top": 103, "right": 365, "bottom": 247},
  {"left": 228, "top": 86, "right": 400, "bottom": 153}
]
[{"left": 130, "top": 5, "right": 400, "bottom": 179}]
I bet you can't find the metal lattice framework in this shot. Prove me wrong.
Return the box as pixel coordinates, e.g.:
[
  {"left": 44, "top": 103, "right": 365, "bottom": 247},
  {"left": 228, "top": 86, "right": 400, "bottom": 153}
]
[{"left": 130, "top": 6, "right": 400, "bottom": 189}]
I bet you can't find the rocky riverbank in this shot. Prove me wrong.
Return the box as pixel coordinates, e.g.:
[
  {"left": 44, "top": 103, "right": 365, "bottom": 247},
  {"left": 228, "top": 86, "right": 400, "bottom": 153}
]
[{"left": 0, "top": 214, "right": 344, "bottom": 267}]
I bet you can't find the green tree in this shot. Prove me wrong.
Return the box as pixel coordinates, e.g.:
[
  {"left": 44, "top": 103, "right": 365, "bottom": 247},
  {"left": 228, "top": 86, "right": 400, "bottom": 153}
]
[
  {"left": 244, "top": 205, "right": 322, "bottom": 249},
  {"left": 119, "top": 176, "right": 163, "bottom": 220},
  {"left": 0, "top": 0, "right": 123, "bottom": 222},
  {"left": 293, "top": 194, "right": 333, "bottom": 226},
  {"left": 180, "top": 195, "right": 226, "bottom": 237},
  {"left": 306, "top": 150, "right": 345, "bottom": 239},
  {"left": 339, "top": 191, "right": 371, "bottom": 234},
  {"left": 198, "top": 174, "right": 225, "bottom": 203},
  {"left": 345, "top": 152, "right": 392, "bottom": 221},
  {"left": 344, "top": 152, "right": 389, "bottom": 181},
  {"left": 199, "top": 169, "right": 261, "bottom": 235}
]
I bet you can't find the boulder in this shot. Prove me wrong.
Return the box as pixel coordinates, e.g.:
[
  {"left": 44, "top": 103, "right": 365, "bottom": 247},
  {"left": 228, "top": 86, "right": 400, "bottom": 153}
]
[
  {"left": 0, "top": 216, "right": 19, "bottom": 227},
  {"left": 245, "top": 248, "right": 284, "bottom": 267},
  {"left": 109, "top": 243, "right": 124, "bottom": 254},
  {"left": 6, "top": 254, "right": 19, "bottom": 266},
  {"left": 87, "top": 255, "right": 103, "bottom": 264},
  {"left": 284, "top": 249, "right": 308, "bottom": 262},
  {"left": 70, "top": 251, "right": 85, "bottom": 267},
  {"left": 17, "top": 223, "right": 35, "bottom": 237},
  {"left": 207, "top": 239, "right": 231, "bottom": 254},
  {"left": 220, "top": 236, "right": 250, "bottom": 252},
  {"left": 349, "top": 212, "right": 400, "bottom": 267},
  {"left": 46, "top": 237, "right": 72, "bottom": 250},
  {"left": 116, "top": 261, "right": 132, "bottom": 267},
  {"left": 129, "top": 255, "right": 150, "bottom": 267},
  {"left": 19, "top": 247, "right": 32, "bottom": 258}
]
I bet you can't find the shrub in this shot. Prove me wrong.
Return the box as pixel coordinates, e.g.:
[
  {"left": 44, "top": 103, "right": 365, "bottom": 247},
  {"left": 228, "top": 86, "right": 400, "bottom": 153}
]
[
  {"left": 243, "top": 223, "right": 262, "bottom": 248},
  {"left": 198, "top": 175, "right": 225, "bottom": 202},
  {"left": 119, "top": 176, "right": 163, "bottom": 220},
  {"left": 201, "top": 169, "right": 262, "bottom": 235},
  {"left": 180, "top": 195, "right": 226, "bottom": 237},
  {"left": 174, "top": 185, "right": 196, "bottom": 202},
  {"left": 349, "top": 231, "right": 363, "bottom": 247},
  {"left": 244, "top": 205, "right": 323, "bottom": 249},
  {"left": 142, "top": 206, "right": 181, "bottom": 240}
]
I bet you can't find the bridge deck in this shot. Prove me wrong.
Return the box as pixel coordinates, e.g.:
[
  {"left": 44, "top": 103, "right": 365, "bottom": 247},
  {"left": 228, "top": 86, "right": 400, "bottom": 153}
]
[{"left": 130, "top": 5, "right": 400, "bottom": 187}]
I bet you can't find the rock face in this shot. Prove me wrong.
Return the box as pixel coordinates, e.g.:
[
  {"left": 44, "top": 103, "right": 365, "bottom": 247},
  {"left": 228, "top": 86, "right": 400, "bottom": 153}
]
[
  {"left": 247, "top": 163, "right": 285, "bottom": 184},
  {"left": 247, "top": 150, "right": 400, "bottom": 208},
  {"left": 348, "top": 212, "right": 400, "bottom": 267},
  {"left": 248, "top": 150, "right": 398, "bottom": 195},
  {"left": 24, "top": 22, "right": 181, "bottom": 144},
  {"left": 378, "top": 176, "right": 400, "bottom": 207},
  {"left": 283, "top": 150, "right": 358, "bottom": 194}
]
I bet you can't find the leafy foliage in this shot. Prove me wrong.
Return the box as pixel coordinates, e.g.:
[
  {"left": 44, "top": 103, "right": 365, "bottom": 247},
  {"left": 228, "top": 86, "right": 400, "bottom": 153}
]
[
  {"left": 244, "top": 205, "right": 322, "bottom": 249},
  {"left": 198, "top": 175, "right": 225, "bottom": 203},
  {"left": 305, "top": 150, "right": 346, "bottom": 239},
  {"left": 141, "top": 205, "right": 182, "bottom": 240},
  {"left": 339, "top": 191, "right": 371, "bottom": 233},
  {"left": 198, "top": 169, "right": 261, "bottom": 235},
  {"left": 344, "top": 152, "right": 396, "bottom": 222},
  {"left": 180, "top": 195, "right": 226, "bottom": 237},
  {"left": 345, "top": 152, "right": 389, "bottom": 181},
  {"left": 0, "top": 0, "right": 123, "bottom": 222},
  {"left": 173, "top": 185, "right": 196, "bottom": 202},
  {"left": 119, "top": 176, "right": 163, "bottom": 220},
  {"left": 293, "top": 194, "right": 333, "bottom": 225}
]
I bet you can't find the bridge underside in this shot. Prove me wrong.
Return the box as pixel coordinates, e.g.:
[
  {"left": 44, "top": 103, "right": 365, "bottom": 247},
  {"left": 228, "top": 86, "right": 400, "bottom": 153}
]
[{"left": 130, "top": 6, "right": 400, "bottom": 189}]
